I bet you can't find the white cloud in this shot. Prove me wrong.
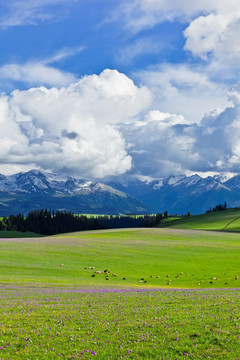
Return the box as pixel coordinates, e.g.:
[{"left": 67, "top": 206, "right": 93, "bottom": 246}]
[
  {"left": 117, "top": 1, "right": 240, "bottom": 68},
  {"left": 117, "top": 37, "right": 163, "bottom": 64},
  {"left": 118, "top": 0, "right": 240, "bottom": 32},
  {"left": 0, "top": 69, "right": 151, "bottom": 178},
  {"left": 0, "top": 0, "right": 76, "bottom": 27},
  {"left": 184, "top": 14, "right": 240, "bottom": 65},
  {"left": 2, "top": 68, "right": 240, "bottom": 179},
  {"left": 135, "top": 64, "right": 229, "bottom": 122},
  {"left": 0, "top": 62, "right": 76, "bottom": 87},
  {"left": 121, "top": 109, "right": 198, "bottom": 177},
  {"left": 43, "top": 46, "right": 85, "bottom": 65},
  {"left": 0, "top": 46, "right": 85, "bottom": 88},
  {"left": 120, "top": 88, "right": 240, "bottom": 178}
]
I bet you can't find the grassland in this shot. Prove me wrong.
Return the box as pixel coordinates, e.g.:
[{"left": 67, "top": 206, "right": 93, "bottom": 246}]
[
  {"left": 0, "top": 286, "right": 239, "bottom": 359},
  {"left": 0, "top": 223, "right": 240, "bottom": 358},
  {"left": 0, "top": 228, "right": 239, "bottom": 288},
  {"left": 159, "top": 208, "right": 240, "bottom": 231}
]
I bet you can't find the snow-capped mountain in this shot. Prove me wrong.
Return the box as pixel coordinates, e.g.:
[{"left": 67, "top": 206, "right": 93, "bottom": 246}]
[
  {"left": 108, "top": 173, "right": 240, "bottom": 215},
  {"left": 0, "top": 170, "right": 128, "bottom": 197},
  {"left": 0, "top": 170, "right": 151, "bottom": 216},
  {"left": 2, "top": 170, "right": 240, "bottom": 216}
]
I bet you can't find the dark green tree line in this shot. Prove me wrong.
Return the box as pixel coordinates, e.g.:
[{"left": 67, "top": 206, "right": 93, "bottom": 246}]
[{"left": 0, "top": 210, "right": 163, "bottom": 235}]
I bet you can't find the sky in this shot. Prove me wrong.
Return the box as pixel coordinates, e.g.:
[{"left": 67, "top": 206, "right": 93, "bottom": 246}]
[{"left": 1, "top": 0, "right": 240, "bottom": 180}]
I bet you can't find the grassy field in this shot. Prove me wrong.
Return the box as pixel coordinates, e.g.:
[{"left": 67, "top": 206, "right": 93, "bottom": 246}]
[
  {"left": 159, "top": 208, "right": 240, "bottom": 231},
  {"left": 0, "top": 286, "right": 239, "bottom": 359},
  {"left": 0, "top": 228, "right": 239, "bottom": 288},
  {"left": 0, "top": 224, "right": 240, "bottom": 358}
]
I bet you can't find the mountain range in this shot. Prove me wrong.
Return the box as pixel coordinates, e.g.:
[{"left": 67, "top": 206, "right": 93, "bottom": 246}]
[
  {"left": 108, "top": 174, "right": 240, "bottom": 215},
  {"left": 0, "top": 170, "right": 150, "bottom": 216},
  {"left": 1, "top": 170, "right": 240, "bottom": 215}
]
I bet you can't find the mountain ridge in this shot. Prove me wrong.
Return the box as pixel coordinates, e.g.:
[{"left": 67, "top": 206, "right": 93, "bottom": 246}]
[
  {"left": 2, "top": 170, "right": 240, "bottom": 216},
  {"left": 107, "top": 173, "right": 240, "bottom": 215},
  {"left": 0, "top": 170, "right": 151, "bottom": 216}
]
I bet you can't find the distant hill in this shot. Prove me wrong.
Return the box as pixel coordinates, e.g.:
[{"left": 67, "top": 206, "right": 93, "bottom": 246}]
[
  {"left": 157, "top": 208, "right": 240, "bottom": 232},
  {"left": 108, "top": 174, "right": 240, "bottom": 214},
  {"left": 0, "top": 170, "right": 151, "bottom": 216}
]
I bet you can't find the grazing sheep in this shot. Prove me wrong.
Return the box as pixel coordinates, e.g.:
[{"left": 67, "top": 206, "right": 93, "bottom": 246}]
[
  {"left": 122, "top": 277, "right": 126, "bottom": 280},
  {"left": 156, "top": 276, "right": 160, "bottom": 278},
  {"left": 60, "top": 264, "right": 64, "bottom": 267},
  {"left": 112, "top": 273, "right": 118, "bottom": 277},
  {"left": 235, "top": 276, "right": 239, "bottom": 280},
  {"left": 91, "top": 274, "right": 95, "bottom": 277}
]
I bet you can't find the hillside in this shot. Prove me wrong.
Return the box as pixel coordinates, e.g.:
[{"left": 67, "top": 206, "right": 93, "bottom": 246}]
[{"left": 158, "top": 208, "right": 240, "bottom": 231}]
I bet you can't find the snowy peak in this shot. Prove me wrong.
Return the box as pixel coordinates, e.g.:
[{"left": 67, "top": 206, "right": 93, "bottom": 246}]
[
  {"left": 107, "top": 173, "right": 240, "bottom": 215},
  {"left": 0, "top": 170, "right": 151, "bottom": 216},
  {"left": 0, "top": 170, "right": 130, "bottom": 198}
]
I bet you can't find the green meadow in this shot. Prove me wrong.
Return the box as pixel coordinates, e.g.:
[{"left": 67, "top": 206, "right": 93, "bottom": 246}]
[
  {"left": 0, "top": 287, "right": 239, "bottom": 359},
  {"left": 0, "top": 227, "right": 239, "bottom": 288},
  {"left": 159, "top": 208, "right": 240, "bottom": 231},
  {"left": 0, "top": 213, "right": 240, "bottom": 359}
]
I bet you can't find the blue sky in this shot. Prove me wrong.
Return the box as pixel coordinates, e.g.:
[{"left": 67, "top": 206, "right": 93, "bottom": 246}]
[
  {"left": 0, "top": 0, "right": 187, "bottom": 88},
  {"left": 1, "top": 0, "right": 240, "bottom": 179}
]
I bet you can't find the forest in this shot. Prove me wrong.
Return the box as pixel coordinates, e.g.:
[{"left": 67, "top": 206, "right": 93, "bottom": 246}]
[{"left": 0, "top": 210, "right": 163, "bottom": 235}]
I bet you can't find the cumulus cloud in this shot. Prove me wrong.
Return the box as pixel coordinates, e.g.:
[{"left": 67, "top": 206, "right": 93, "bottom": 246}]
[
  {"left": 0, "top": 69, "right": 151, "bottom": 178},
  {"left": 184, "top": 13, "right": 240, "bottom": 65},
  {"left": 135, "top": 64, "right": 229, "bottom": 122},
  {"left": 116, "top": 1, "right": 240, "bottom": 68},
  {"left": 2, "top": 68, "right": 240, "bottom": 179},
  {"left": 119, "top": 89, "right": 240, "bottom": 178},
  {"left": 121, "top": 110, "right": 198, "bottom": 177}
]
